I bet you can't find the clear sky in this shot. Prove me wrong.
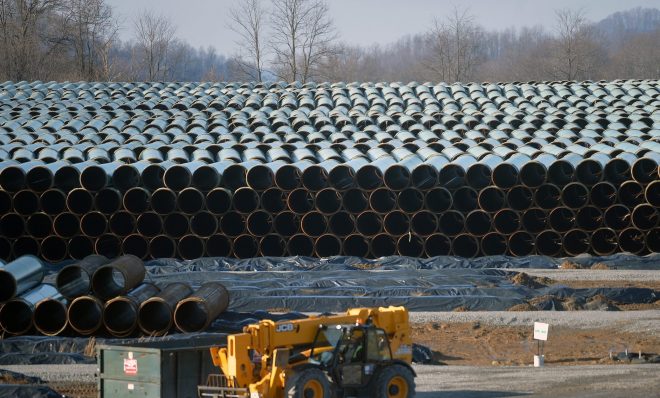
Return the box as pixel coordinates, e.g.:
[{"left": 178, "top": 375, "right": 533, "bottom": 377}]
[{"left": 107, "top": 0, "right": 660, "bottom": 55}]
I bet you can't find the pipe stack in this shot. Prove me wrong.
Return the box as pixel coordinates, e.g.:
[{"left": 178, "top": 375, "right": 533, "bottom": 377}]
[
  {"left": 0, "top": 255, "right": 229, "bottom": 337},
  {"left": 0, "top": 80, "right": 658, "bottom": 259}
]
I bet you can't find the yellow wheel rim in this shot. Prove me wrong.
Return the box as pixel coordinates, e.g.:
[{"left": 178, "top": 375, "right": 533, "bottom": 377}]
[
  {"left": 303, "top": 379, "right": 323, "bottom": 398},
  {"left": 387, "top": 375, "right": 408, "bottom": 398}
]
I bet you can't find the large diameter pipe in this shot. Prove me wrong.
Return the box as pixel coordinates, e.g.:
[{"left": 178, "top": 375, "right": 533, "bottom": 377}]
[
  {"left": 631, "top": 204, "right": 658, "bottom": 230},
  {"left": 273, "top": 211, "right": 299, "bottom": 237},
  {"left": 67, "top": 295, "right": 104, "bottom": 335},
  {"left": 91, "top": 255, "right": 146, "bottom": 301},
  {"left": 425, "top": 187, "right": 452, "bottom": 212},
  {"left": 149, "top": 235, "right": 177, "bottom": 258},
  {"left": 66, "top": 188, "right": 94, "bottom": 214},
  {"left": 480, "top": 232, "right": 508, "bottom": 256},
  {"left": 631, "top": 154, "right": 659, "bottom": 184},
  {"left": 618, "top": 181, "right": 645, "bottom": 208},
  {"left": 287, "top": 188, "right": 314, "bottom": 214},
  {"left": 109, "top": 211, "right": 136, "bottom": 236},
  {"left": 275, "top": 163, "right": 304, "bottom": 190},
  {"left": 548, "top": 207, "right": 576, "bottom": 232},
  {"left": 302, "top": 163, "right": 331, "bottom": 191},
  {"left": 190, "top": 211, "right": 218, "bottom": 237},
  {"left": 207, "top": 234, "right": 233, "bottom": 257},
  {"left": 563, "top": 229, "right": 591, "bottom": 256},
  {"left": 136, "top": 212, "right": 163, "bottom": 237},
  {"left": 315, "top": 234, "right": 342, "bottom": 257},
  {"left": 13, "top": 189, "right": 40, "bottom": 215},
  {"left": 95, "top": 188, "right": 122, "bottom": 214},
  {"left": 411, "top": 211, "right": 438, "bottom": 236},
  {"left": 287, "top": 233, "right": 315, "bottom": 256},
  {"left": 247, "top": 210, "right": 273, "bottom": 236},
  {"left": 398, "top": 188, "right": 425, "bottom": 213},
  {"left": 618, "top": 227, "right": 646, "bottom": 254},
  {"left": 604, "top": 205, "right": 631, "bottom": 230},
  {"left": 370, "top": 233, "right": 397, "bottom": 258},
  {"left": 80, "top": 162, "right": 115, "bottom": 191},
  {"left": 343, "top": 189, "right": 368, "bottom": 214},
  {"left": 561, "top": 182, "right": 590, "bottom": 209},
  {"left": 178, "top": 187, "right": 206, "bottom": 215},
  {"left": 301, "top": 211, "right": 328, "bottom": 237},
  {"left": 259, "top": 234, "right": 286, "bottom": 257},
  {"left": 174, "top": 282, "right": 230, "bottom": 333},
  {"left": 0, "top": 284, "right": 60, "bottom": 335},
  {"left": 343, "top": 234, "right": 370, "bottom": 257},
  {"left": 39, "top": 189, "right": 66, "bottom": 215},
  {"left": 151, "top": 188, "right": 178, "bottom": 215},
  {"left": 163, "top": 212, "right": 190, "bottom": 238},
  {"left": 233, "top": 234, "right": 259, "bottom": 258},
  {"left": 478, "top": 186, "right": 505, "bottom": 212},
  {"left": 356, "top": 211, "right": 383, "bottom": 237},
  {"left": 411, "top": 163, "right": 438, "bottom": 190},
  {"left": 13, "top": 236, "right": 40, "bottom": 258},
  {"left": 80, "top": 211, "right": 108, "bottom": 238},
  {"left": 509, "top": 231, "right": 535, "bottom": 256},
  {"left": 0, "top": 255, "right": 45, "bottom": 302},
  {"left": 591, "top": 182, "right": 617, "bottom": 208},
  {"left": 522, "top": 208, "right": 547, "bottom": 233},
  {"left": 207, "top": 188, "right": 232, "bottom": 215},
  {"left": 138, "top": 283, "right": 193, "bottom": 336},
  {"left": 438, "top": 210, "right": 465, "bottom": 236},
  {"left": 315, "top": 188, "right": 342, "bottom": 215},
  {"left": 0, "top": 212, "right": 25, "bottom": 239},
  {"left": 645, "top": 180, "right": 660, "bottom": 208},
  {"left": 221, "top": 211, "right": 245, "bottom": 237},
  {"left": 369, "top": 188, "right": 396, "bottom": 213},
  {"left": 534, "top": 184, "right": 561, "bottom": 210},
  {"left": 397, "top": 234, "right": 424, "bottom": 257},
  {"left": 536, "top": 230, "right": 562, "bottom": 256},
  {"left": 383, "top": 211, "right": 410, "bottom": 236},
  {"left": 261, "top": 188, "right": 286, "bottom": 213},
  {"left": 453, "top": 187, "right": 479, "bottom": 213},
  {"left": 33, "top": 294, "right": 68, "bottom": 336},
  {"left": 56, "top": 254, "right": 109, "bottom": 299},
  {"left": 103, "top": 283, "right": 160, "bottom": 337},
  {"left": 94, "top": 233, "right": 122, "bottom": 258},
  {"left": 591, "top": 228, "right": 618, "bottom": 256},
  {"left": 26, "top": 212, "right": 52, "bottom": 239},
  {"left": 68, "top": 236, "right": 94, "bottom": 260},
  {"left": 40, "top": 236, "right": 68, "bottom": 263},
  {"left": 329, "top": 211, "right": 355, "bottom": 237},
  {"left": 452, "top": 234, "right": 480, "bottom": 258},
  {"left": 424, "top": 234, "right": 451, "bottom": 257},
  {"left": 507, "top": 185, "right": 533, "bottom": 211},
  {"left": 178, "top": 234, "right": 206, "bottom": 260},
  {"left": 576, "top": 206, "right": 603, "bottom": 231},
  {"left": 465, "top": 210, "right": 492, "bottom": 236},
  {"left": 122, "top": 234, "right": 149, "bottom": 259}
]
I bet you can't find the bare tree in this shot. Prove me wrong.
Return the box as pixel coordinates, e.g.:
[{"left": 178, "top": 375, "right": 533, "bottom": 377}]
[
  {"left": 270, "top": 0, "right": 336, "bottom": 82},
  {"left": 425, "top": 7, "right": 483, "bottom": 82},
  {"left": 228, "top": 0, "right": 267, "bottom": 81},
  {"left": 133, "top": 11, "right": 176, "bottom": 80},
  {"left": 63, "top": 0, "right": 118, "bottom": 80},
  {"left": 551, "top": 8, "right": 602, "bottom": 80},
  {"left": 0, "top": 0, "right": 66, "bottom": 80}
]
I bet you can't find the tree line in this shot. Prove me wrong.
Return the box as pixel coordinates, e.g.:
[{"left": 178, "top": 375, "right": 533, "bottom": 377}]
[{"left": 0, "top": 0, "right": 658, "bottom": 83}]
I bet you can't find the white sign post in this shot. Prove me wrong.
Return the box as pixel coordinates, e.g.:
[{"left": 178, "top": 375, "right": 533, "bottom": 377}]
[{"left": 533, "top": 322, "right": 549, "bottom": 367}]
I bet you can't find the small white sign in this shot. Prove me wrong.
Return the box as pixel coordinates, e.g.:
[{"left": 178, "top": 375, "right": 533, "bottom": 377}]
[
  {"left": 533, "top": 322, "right": 549, "bottom": 341},
  {"left": 128, "top": 383, "right": 135, "bottom": 390}
]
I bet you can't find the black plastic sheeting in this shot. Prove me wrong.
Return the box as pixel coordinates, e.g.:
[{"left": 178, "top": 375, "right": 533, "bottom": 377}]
[
  {"left": 0, "top": 385, "right": 60, "bottom": 398},
  {"left": 40, "top": 253, "right": 660, "bottom": 273}
]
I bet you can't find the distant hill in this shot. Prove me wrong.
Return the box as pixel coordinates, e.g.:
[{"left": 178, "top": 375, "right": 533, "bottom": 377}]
[{"left": 594, "top": 7, "right": 660, "bottom": 49}]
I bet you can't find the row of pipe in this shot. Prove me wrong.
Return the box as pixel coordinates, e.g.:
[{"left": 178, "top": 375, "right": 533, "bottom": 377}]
[
  {"left": 1, "top": 179, "right": 658, "bottom": 216},
  {"left": 0, "top": 150, "right": 658, "bottom": 193},
  {"left": 0, "top": 226, "right": 657, "bottom": 261},
  {"left": 0, "top": 255, "right": 229, "bottom": 337}
]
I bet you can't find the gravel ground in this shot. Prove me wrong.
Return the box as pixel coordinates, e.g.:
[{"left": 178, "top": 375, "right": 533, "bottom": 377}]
[
  {"left": 4, "top": 363, "right": 660, "bottom": 398},
  {"left": 509, "top": 269, "right": 660, "bottom": 282},
  {"left": 415, "top": 364, "right": 660, "bottom": 397},
  {"left": 409, "top": 310, "right": 660, "bottom": 334}
]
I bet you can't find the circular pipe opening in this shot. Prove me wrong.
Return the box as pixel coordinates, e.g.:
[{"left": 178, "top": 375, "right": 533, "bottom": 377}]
[
  {"left": 452, "top": 234, "right": 480, "bottom": 258},
  {"left": 261, "top": 188, "right": 286, "bottom": 213},
  {"left": 287, "top": 234, "right": 314, "bottom": 256},
  {"left": 397, "top": 235, "right": 424, "bottom": 257},
  {"left": 438, "top": 211, "right": 465, "bottom": 236},
  {"left": 481, "top": 233, "right": 507, "bottom": 256},
  {"left": 139, "top": 299, "right": 173, "bottom": 335},
  {"left": 68, "top": 297, "right": 103, "bottom": 334},
  {"left": 68, "top": 236, "right": 94, "bottom": 259},
  {"left": 356, "top": 165, "right": 383, "bottom": 190},
  {"left": 113, "top": 164, "right": 141, "bottom": 191},
  {"left": 276, "top": 165, "right": 302, "bottom": 190},
  {"left": 149, "top": 235, "right": 177, "bottom": 258},
  {"left": 206, "top": 188, "right": 232, "bottom": 215},
  {"left": 66, "top": 189, "right": 94, "bottom": 214},
  {"left": 206, "top": 235, "right": 232, "bottom": 257},
  {"left": 122, "top": 235, "right": 149, "bottom": 259},
  {"left": 314, "top": 234, "right": 342, "bottom": 257},
  {"left": 34, "top": 300, "right": 67, "bottom": 335},
  {"left": 369, "top": 188, "right": 397, "bottom": 213},
  {"left": 591, "top": 228, "right": 618, "bottom": 255},
  {"left": 164, "top": 165, "right": 192, "bottom": 191},
  {"left": 41, "top": 236, "right": 68, "bottom": 262},
  {"left": 328, "top": 212, "right": 354, "bottom": 237},
  {"left": 343, "top": 234, "right": 370, "bottom": 257},
  {"left": 247, "top": 211, "right": 273, "bottom": 236},
  {"left": 342, "top": 189, "right": 368, "bottom": 214},
  {"left": 233, "top": 235, "right": 259, "bottom": 258},
  {"left": 398, "top": 188, "right": 424, "bottom": 213},
  {"left": 178, "top": 235, "right": 205, "bottom": 260},
  {"left": 13, "top": 190, "right": 39, "bottom": 215},
  {"left": 302, "top": 165, "right": 329, "bottom": 191},
  {"left": 426, "top": 187, "right": 453, "bottom": 212},
  {"left": 260, "top": 234, "right": 286, "bottom": 256},
  {"left": 424, "top": 234, "right": 451, "bottom": 257}
]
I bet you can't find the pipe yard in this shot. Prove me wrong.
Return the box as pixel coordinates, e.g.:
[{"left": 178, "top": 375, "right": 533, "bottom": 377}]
[{"left": 0, "top": 78, "right": 658, "bottom": 397}]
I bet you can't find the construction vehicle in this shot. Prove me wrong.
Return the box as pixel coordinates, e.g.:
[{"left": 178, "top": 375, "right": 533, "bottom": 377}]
[{"left": 199, "top": 306, "right": 414, "bottom": 398}]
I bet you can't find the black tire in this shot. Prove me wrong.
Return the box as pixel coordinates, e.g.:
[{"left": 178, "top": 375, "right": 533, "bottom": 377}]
[
  {"left": 286, "top": 368, "right": 332, "bottom": 398},
  {"left": 371, "top": 364, "right": 415, "bottom": 398}
]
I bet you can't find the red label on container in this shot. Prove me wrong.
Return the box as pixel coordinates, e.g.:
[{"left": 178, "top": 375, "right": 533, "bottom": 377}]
[{"left": 124, "top": 358, "right": 138, "bottom": 375}]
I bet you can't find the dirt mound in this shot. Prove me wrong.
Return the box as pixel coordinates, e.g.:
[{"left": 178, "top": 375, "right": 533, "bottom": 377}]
[
  {"left": 560, "top": 261, "right": 584, "bottom": 269},
  {"left": 507, "top": 303, "right": 536, "bottom": 311},
  {"left": 591, "top": 262, "right": 613, "bottom": 270},
  {"left": 510, "top": 272, "right": 552, "bottom": 288}
]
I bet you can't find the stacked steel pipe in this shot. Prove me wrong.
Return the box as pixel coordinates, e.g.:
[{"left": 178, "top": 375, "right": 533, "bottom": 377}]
[
  {"left": 0, "top": 80, "right": 658, "bottom": 260},
  {"left": 0, "top": 255, "right": 229, "bottom": 337}
]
